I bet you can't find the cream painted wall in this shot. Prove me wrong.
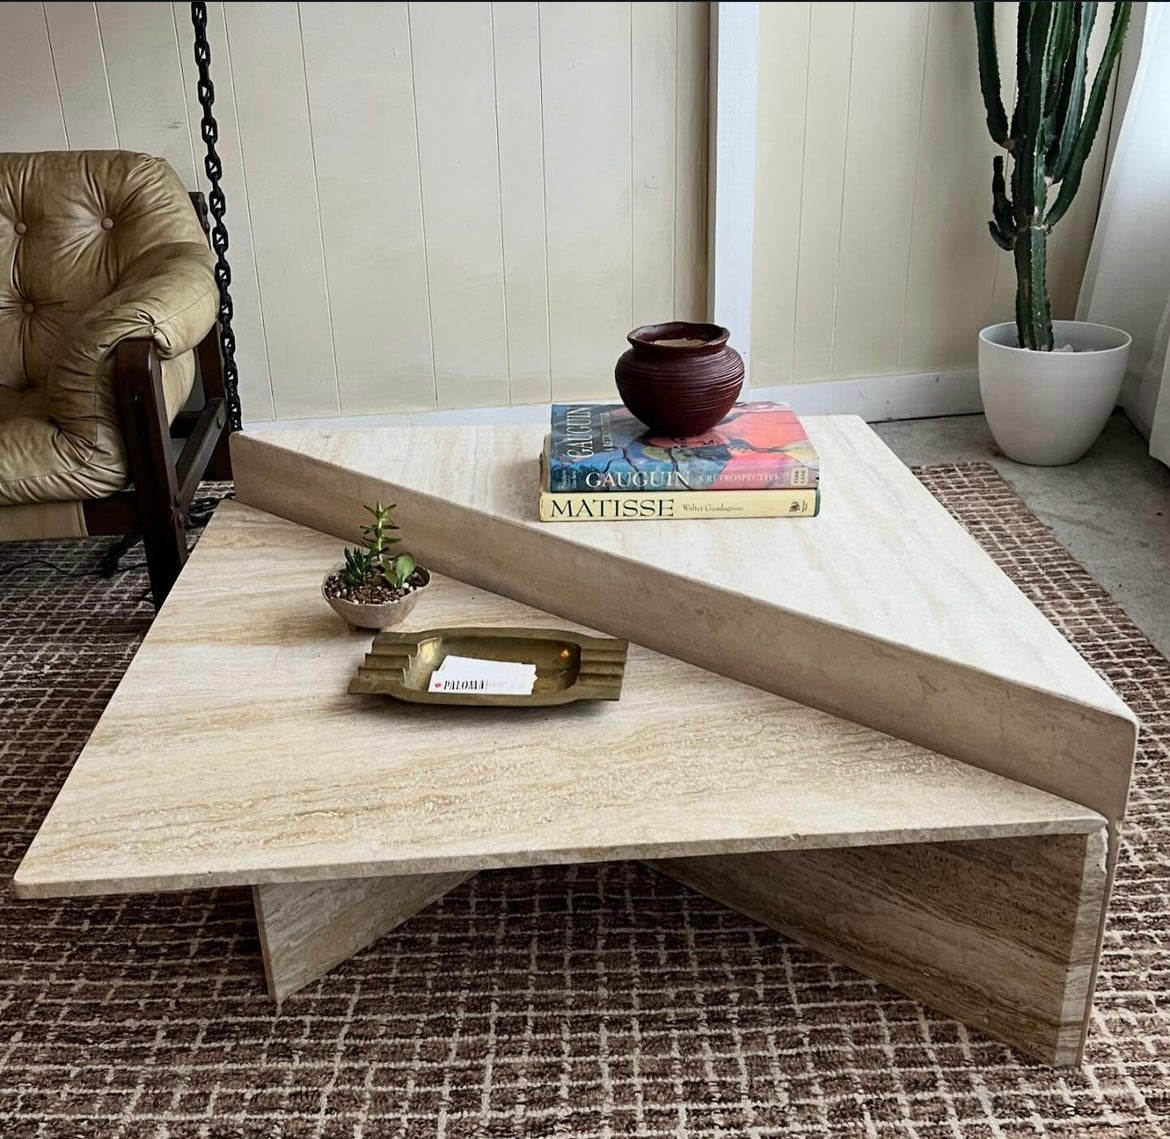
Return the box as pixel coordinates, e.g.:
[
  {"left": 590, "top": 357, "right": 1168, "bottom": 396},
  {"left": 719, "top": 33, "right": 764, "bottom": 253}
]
[
  {"left": 750, "top": 1, "right": 1118, "bottom": 387},
  {"left": 0, "top": 1, "right": 708, "bottom": 421}
]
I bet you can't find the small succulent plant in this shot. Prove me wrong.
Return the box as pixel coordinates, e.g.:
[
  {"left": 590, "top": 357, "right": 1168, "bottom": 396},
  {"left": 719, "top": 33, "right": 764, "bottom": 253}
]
[{"left": 341, "top": 502, "right": 417, "bottom": 592}]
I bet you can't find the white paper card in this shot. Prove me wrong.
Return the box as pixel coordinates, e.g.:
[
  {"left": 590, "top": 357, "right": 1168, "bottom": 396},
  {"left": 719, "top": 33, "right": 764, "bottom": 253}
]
[{"left": 428, "top": 654, "right": 537, "bottom": 696}]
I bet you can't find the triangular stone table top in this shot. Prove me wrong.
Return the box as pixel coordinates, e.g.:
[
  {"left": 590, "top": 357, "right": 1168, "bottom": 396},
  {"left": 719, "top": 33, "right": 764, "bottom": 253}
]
[
  {"left": 232, "top": 416, "right": 1137, "bottom": 828},
  {"left": 14, "top": 502, "right": 1114, "bottom": 1061}
]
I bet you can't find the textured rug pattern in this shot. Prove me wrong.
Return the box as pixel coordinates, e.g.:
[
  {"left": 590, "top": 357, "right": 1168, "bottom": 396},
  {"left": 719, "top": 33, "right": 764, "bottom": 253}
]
[{"left": 0, "top": 466, "right": 1167, "bottom": 1138}]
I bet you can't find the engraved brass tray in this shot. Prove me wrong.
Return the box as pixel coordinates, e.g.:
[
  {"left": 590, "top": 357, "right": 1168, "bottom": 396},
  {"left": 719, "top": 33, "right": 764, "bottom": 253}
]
[{"left": 348, "top": 626, "right": 628, "bottom": 706}]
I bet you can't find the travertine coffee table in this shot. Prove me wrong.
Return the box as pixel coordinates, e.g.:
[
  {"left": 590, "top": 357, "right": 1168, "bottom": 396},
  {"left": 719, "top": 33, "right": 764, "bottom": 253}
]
[{"left": 16, "top": 417, "right": 1137, "bottom": 1066}]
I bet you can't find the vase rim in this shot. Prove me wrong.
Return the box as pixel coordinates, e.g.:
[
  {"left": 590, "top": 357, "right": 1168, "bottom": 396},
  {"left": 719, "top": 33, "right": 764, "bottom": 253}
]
[
  {"left": 628, "top": 321, "right": 730, "bottom": 353},
  {"left": 978, "top": 320, "right": 1132, "bottom": 354}
]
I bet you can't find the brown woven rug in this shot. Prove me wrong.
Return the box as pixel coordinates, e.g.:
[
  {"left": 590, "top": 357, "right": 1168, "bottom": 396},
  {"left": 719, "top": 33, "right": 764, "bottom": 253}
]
[{"left": 1, "top": 465, "right": 1167, "bottom": 1139}]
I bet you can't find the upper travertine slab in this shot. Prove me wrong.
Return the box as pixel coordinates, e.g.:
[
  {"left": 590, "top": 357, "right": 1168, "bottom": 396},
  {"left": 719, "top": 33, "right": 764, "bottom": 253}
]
[
  {"left": 231, "top": 417, "right": 1137, "bottom": 824},
  {"left": 14, "top": 502, "right": 1103, "bottom": 899}
]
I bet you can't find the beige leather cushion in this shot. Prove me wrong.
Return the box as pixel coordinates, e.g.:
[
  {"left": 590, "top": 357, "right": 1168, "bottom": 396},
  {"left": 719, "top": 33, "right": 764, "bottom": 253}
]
[
  {"left": 0, "top": 151, "right": 215, "bottom": 506},
  {"left": 0, "top": 499, "right": 87, "bottom": 541}
]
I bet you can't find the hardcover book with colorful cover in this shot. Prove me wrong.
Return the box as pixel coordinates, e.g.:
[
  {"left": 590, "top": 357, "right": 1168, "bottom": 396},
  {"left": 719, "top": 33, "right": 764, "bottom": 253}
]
[
  {"left": 548, "top": 402, "right": 819, "bottom": 492},
  {"left": 538, "top": 443, "right": 820, "bottom": 521}
]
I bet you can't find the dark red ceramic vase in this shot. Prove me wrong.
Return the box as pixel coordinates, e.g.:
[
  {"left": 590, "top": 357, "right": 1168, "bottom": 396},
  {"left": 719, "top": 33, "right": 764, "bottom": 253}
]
[{"left": 614, "top": 322, "right": 744, "bottom": 436}]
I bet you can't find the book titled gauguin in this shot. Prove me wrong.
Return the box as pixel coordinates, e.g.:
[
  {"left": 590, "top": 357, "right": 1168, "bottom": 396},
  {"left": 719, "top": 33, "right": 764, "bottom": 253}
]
[{"left": 548, "top": 402, "right": 820, "bottom": 492}]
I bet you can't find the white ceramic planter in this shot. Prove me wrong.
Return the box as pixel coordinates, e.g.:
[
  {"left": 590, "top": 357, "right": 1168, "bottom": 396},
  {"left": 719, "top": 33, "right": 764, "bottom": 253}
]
[
  {"left": 322, "top": 565, "right": 430, "bottom": 631},
  {"left": 978, "top": 320, "right": 1131, "bottom": 466}
]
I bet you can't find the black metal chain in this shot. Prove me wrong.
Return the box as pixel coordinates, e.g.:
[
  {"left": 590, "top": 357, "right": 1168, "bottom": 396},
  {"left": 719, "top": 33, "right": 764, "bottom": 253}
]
[{"left": 190, "top": 2, "right": 242, "bottom": 432}]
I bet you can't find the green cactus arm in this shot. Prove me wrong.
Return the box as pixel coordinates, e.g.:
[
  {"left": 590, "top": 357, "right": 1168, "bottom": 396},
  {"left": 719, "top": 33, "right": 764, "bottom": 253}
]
[
  {"left": 1047, "top": 3, "right": 1094, "bottom": 175},
  {"left": 1009, "top": 2, "right": 1034, "bottom": 140},
  {"left": 1043, "top": 2, "right": 1077, "bottom": 115},
  {"left": 1013, "top": 2, "right": 1053, "bottom": 226},
  {"left": 1041, "top": 4, "right": 1077, "bottom": 157},
  {"left": 1045, "top": 0, "right": 1132, "bottom": 228},
  {"left": 988, "top": 221, "right": 1014, "bottom": 251},
  {"left": 991, "top": 155, "right": 1014, "bottom": 237},
  {"left": 974, "top": 3, "right": 1009, "bottom": 145}
]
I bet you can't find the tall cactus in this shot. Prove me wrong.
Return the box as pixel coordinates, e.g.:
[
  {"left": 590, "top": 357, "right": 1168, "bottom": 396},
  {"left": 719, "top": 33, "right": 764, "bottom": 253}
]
[{"left": 974, "top": 2, "right": 1131, "bottom": 351}]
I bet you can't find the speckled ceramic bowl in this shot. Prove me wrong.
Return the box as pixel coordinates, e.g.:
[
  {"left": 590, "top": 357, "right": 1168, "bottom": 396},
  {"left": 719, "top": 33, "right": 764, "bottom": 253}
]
[{"left": 322, "top": 565, "right": 431, "bottom": 631}]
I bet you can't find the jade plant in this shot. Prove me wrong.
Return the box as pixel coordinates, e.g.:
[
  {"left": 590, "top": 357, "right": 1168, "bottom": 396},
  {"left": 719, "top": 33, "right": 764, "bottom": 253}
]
[
  {"left": 323, "top": 502, "right": 424, "bottom": 605},
  {"left": 975, "top": 1, "right": 1131, "bottom": 350}
]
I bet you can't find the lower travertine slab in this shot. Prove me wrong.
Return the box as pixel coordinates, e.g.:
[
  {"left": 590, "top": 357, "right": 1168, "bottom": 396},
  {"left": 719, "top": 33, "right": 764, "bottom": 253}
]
[
  {"left": 652, "top": 828, "right": 1108, "bottom": 1065},
  {"left": 252, "top": 828, "right": 1109, "bottom": 1063},
  {"left": 14, "top": 503, "right": 1103, "bottom": 898},
  {"left": 254, "top": 871, "right": 472, "bottom": 1001},
  {"left": 12, "top": 501, "right": 1119, "bottom": 1063}
]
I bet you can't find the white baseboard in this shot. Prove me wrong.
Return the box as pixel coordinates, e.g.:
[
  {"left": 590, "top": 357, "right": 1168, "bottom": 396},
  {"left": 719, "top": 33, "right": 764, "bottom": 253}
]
[
  {"left": 748, "top": 370, "right": 982, "bottom": 422},
  {"left": 244, "top": 370, "right": 983, "bottom": 432}
]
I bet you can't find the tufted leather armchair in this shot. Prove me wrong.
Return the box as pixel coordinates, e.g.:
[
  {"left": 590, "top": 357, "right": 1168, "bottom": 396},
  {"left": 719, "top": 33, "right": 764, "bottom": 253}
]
[{"left": 0, "top": 150, "right": 232, "bottom": 605}]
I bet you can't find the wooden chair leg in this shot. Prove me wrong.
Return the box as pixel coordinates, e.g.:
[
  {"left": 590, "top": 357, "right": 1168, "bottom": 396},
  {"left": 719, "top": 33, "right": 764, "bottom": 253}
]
[
  {"left": 115, "top": 340, "right": 187, "bottom": 608},
  {"left": 196, "top": 326, "right": 233, "bottom": 481}
]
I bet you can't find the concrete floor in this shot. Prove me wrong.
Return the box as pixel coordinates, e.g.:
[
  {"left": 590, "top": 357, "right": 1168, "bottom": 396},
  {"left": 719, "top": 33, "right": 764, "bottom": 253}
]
[{"left": 875, "top": 411, "right": 1170, "bottom": 657}]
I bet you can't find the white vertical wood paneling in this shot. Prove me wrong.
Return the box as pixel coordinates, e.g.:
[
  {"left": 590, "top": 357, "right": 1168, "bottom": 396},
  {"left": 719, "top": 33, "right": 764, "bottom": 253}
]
[
  {"left": 542, "top": 1, "right": 633, "bottom": 400},
  {"left": 225, "top": 2, "right": 337, "bottom": 419},
  {"left": 6, "top": 1, "right": 705, "bottom": 418},
  {"left": 5, "top": 0, "right": 1121, "bottom": 405},
  {"left": 410, "top": 2, "right": 508, "bottom": 410},
  {"left": 632, "top": 1, "right": 677, "bottom": 328},
  {"left": 749, "top": 1, "right": 809, "bottom": 386},
  {"left": 301, "top": 1, "right": 433, "bottom": 415},
  {"left": 172, "top": 0, "right": 274, "bottom": 421},
  {"left": 96, "top": 2, "right": 196, "bottom": 185},
  {"left": 754, "top": 0, "right": 1119, "bottom": 380},
  {"left": 790, "top": 2, "right": 853, "bottom": 383},
  {"left": 831, "top": 2, "right": 930, "bottom": 378},
  {"left": 900, "top": 2, "right": 1001, "bottom": 373},
  {"left": 42, "top": 2, "right": 118, "bottom": 150},
  {"left": 492, "top": 1, "right": 550, "bottom": 406},
  {"left": 0, "top": 4, "right": 66, "bottom": 152},
  {"left": 674, "top": 0, "right": 709, "bottom": 324}
]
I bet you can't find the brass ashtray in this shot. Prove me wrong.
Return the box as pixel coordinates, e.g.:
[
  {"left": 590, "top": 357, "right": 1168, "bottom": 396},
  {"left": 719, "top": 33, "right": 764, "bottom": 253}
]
[{"left": 348, "top": 626, "right": 628, "bottom": 707}]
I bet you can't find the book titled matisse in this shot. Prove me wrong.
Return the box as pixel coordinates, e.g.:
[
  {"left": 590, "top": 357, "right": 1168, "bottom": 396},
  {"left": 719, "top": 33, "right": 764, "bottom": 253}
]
[{"left": 548, "top": 402, "right": 819, "bottom": 492}]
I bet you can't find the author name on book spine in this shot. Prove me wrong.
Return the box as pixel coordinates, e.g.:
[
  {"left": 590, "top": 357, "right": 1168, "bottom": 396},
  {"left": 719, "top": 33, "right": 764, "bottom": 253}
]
[{"left": 540, "top": 491, "right": 818, "bottom": 521}]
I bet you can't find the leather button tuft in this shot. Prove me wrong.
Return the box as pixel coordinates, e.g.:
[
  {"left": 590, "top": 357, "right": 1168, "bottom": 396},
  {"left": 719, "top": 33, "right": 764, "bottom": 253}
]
[
  {"left": 100, "top": 217, "right": 115, "bottom": 231},
  {"left": 13, "top": 221, "right": 27, "bottom": 235},
  {"left": 22, "top": 302, "right": 34, "bottom": 315}
]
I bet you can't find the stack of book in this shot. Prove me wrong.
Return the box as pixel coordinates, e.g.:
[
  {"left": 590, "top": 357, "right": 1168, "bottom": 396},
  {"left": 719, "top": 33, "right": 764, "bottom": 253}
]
[{"left": 539, "top": 401, "right": 820, "bottom": 522}]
